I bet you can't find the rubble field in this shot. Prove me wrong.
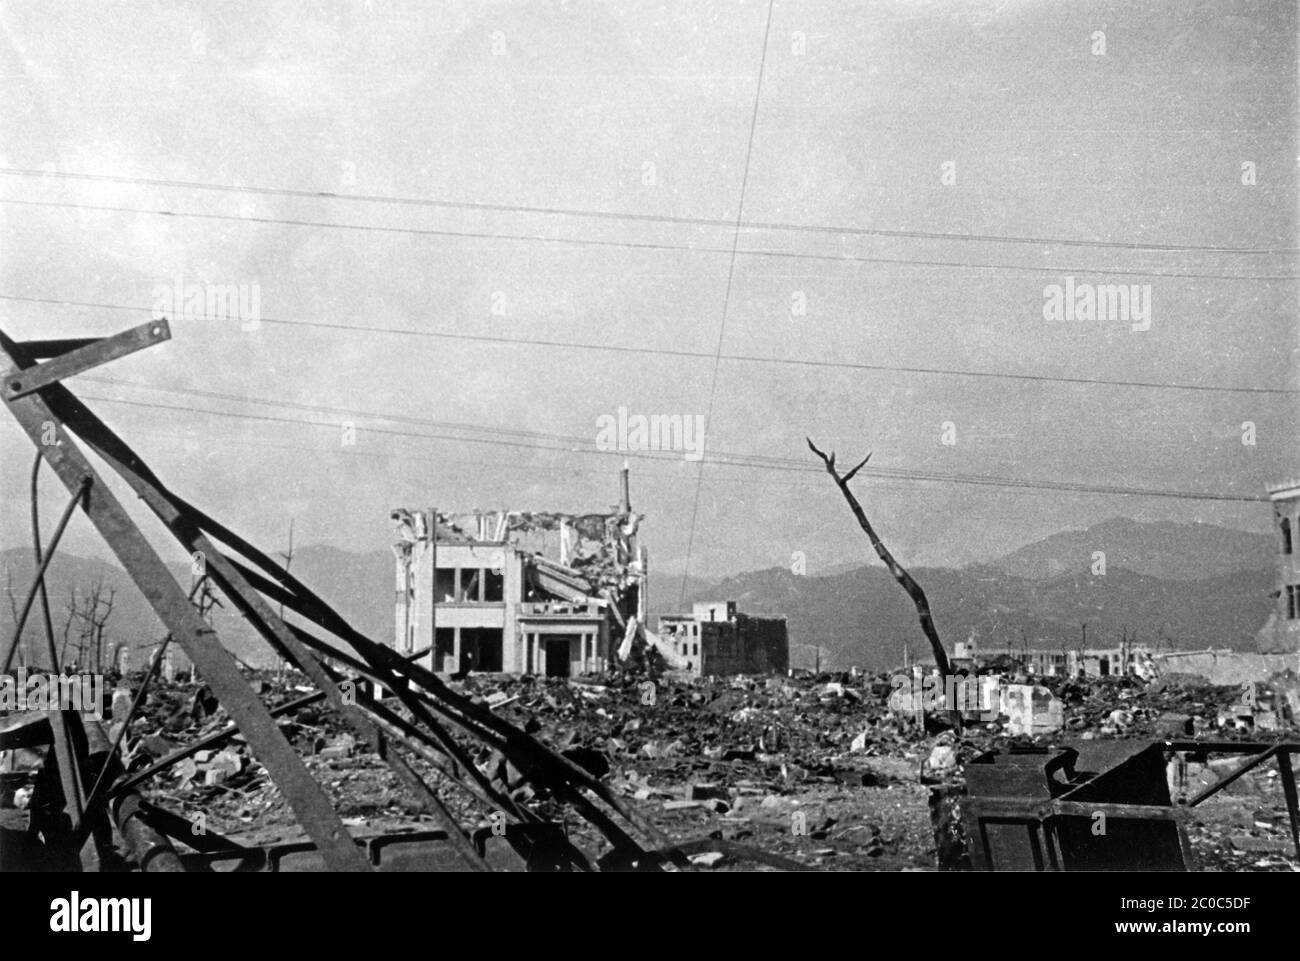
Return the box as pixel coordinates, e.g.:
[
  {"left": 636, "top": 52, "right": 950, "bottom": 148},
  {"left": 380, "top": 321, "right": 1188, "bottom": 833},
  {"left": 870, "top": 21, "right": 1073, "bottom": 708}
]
[{"left": 76, "top": 665, "right": 1300, "bottom": 872}]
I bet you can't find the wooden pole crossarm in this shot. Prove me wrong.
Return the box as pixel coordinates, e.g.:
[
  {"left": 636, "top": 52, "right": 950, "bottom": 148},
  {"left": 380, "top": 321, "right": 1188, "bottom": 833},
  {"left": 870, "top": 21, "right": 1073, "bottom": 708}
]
[{"left": 3, "top": 319, "right": 169, "bottom": 399}]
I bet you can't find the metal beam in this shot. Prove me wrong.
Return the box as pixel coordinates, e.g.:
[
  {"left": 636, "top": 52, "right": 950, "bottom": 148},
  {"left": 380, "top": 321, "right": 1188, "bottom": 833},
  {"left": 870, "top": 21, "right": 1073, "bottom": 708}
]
[
  {"left": 1277, "top": 749, "right": 1300, "bottom": 861},
  {"left": 17, "top": 338, "right": 99, "bottom": 359},
  {"left": 3, "top": 320, "right": 169, "bottom": 399},
  {"left": 1185, "top": 747, "right": 1278, "bottom": 807},
  {"left": 34, "top": 409, "right": 489, "bottom": 870}
]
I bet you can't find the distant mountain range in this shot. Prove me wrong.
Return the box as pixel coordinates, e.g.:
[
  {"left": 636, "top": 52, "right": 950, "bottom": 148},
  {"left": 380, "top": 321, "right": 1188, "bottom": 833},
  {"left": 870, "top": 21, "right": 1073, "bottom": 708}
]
[
  {"left": 0, "top": 518, "right": 1278, "bottom": 671},
  {"left": 0, "top": 545, "right": 393, "bottom": 670},
  {"left": 667, "top": 563, "right": 1272, "bottom": 672},
  {"left": 984, "top": 517, "right": 1273, "bottom": 581}
]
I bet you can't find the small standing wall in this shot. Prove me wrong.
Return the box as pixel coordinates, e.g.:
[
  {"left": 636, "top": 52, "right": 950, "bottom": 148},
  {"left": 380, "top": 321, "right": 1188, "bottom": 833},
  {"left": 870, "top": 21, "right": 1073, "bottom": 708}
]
[{"left": 701, "top": 615, "right": 789, "bottom": 676}]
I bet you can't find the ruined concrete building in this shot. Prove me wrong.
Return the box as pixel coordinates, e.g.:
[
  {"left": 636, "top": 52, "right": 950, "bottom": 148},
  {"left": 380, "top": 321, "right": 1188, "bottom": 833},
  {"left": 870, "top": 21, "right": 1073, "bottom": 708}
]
[
  {"left": 656, "top": 600, "right": 789, "bottom": 677},
  {"left": 952, "top": 639, "right": 1154, "bottom": 679},
  {"left": 1145, "top": 482, "right": 1300, "bottom": 685},
  {"left": 390, "top": 466, "right": 646, "bottom": 676},
  {"left": 1257, "top": 480, "right": 1300, "bottom": 656}
]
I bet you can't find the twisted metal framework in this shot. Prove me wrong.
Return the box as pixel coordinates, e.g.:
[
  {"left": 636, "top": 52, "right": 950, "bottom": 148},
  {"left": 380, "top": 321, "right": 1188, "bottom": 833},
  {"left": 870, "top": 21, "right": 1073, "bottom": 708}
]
[{"left": 1, "top": 320, "right": 762, "bottom": 873}]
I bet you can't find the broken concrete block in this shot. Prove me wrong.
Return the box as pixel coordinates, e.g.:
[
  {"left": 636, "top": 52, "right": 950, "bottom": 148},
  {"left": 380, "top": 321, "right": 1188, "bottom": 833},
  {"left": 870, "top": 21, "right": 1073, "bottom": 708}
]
[
  {"left": 689, "top": 851, "right": 725, "bottom": 868},
  {"left": 1229, "top": 835, "right": 1289, "bottom": 854},
  {"left": 205, "top": 749, "right": 243, "bottom": 783},
  {"left": 111, "top": 688, "right": 132, "bottom": 725},
  {"left": 850, "top": 730, "right": 870, "bottom": 752},
  {"left": 1254, "top": 710, "right": 1280, "bottom": 732},
  {"left": 663, "top": 799, "right": 707, "bottom": 811},
  {"left": 1218, "top": 704, "right": 1257, "bottom": 731},
  {"left": 1154, "top": 712, "right": 1193, "bottom": 737},
  {"left": 926, "top": 744, "right": 958, "bottom": 774},
  {"left": 176, "top": 757, "right": 198, "bottom": 786},
  {"left": 319, "top": 733, "right": 357, "bottom": 760},
  {"left": 1000, "top": 684, "right": 1063, "bottom": 736}
]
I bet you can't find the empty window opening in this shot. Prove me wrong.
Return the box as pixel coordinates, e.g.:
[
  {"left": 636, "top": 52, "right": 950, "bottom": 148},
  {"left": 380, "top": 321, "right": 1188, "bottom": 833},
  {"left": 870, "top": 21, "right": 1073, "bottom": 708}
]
[{"left": 435, "top": 628, "right": 455, "bottom": 672}]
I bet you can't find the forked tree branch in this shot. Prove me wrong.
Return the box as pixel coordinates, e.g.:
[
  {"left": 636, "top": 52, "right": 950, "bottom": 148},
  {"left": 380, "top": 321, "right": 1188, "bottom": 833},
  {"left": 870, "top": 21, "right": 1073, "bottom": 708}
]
[{"left": 807, "top": 438, "right": 958, "bottom": 712}]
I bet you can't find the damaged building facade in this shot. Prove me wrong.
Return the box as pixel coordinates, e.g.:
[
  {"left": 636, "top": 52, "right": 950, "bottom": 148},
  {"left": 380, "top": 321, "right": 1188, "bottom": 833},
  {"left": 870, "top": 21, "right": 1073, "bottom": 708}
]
[
  {"left": 1257, "top": 480, "right": 1300, "bottom": 657},
  {"left": 655, "top": 601, "right": 790, "bottom": 677},
  {"left": 952, "top": 639, "right": 1154, "bottom": 679},
  {"left": 391, "top": 467, "right": 646, "bottom": 677}
]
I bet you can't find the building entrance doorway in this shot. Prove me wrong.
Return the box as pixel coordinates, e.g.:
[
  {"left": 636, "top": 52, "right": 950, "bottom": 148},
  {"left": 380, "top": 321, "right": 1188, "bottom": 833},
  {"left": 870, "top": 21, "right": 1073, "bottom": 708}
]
[{"left": 544, "top": 637, "right": 572, "bottom": 677}]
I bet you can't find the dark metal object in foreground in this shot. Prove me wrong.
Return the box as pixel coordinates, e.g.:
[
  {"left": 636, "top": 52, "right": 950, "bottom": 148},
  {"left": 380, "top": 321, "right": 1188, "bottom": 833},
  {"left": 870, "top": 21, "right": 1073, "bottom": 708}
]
[{"left": 951, "top": 739, "right": 1300, "bottom": 871}]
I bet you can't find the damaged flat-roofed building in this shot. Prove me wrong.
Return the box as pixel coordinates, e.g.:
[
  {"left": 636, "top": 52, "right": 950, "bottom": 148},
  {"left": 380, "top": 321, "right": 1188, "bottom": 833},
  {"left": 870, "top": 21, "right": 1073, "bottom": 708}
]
[
  {"left": 1258, "top": 480, "right": 1300, "bottom": 656},
  {"left": 391, "top": 467, "right": 646, "bottom": 676},
  {"left": 656, "top": 600, "right": 790, "bottom": 677}
]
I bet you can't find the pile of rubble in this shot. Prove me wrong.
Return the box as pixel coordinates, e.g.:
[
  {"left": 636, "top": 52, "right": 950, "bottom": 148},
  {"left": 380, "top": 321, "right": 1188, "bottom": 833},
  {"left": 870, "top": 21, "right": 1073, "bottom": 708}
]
[
  {"left": 66, "top": 664, "right": 1295, "bottom": 871},
  {"left": 1047, "top": 671, "right": 1298, "bottom": 740}
]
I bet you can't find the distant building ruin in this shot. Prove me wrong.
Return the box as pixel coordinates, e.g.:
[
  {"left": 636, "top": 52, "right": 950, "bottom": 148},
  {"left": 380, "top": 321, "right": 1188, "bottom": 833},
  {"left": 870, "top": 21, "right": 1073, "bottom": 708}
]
[
  {"left": 1144, "top": 482, "right": 1300, "bottom": 685},
  {"left": 390, "top": 466, "right": 645, "bottom": 676},
  {"left": 656, "top": 600, "right": 789, "bottom": 677},
  {"left": 1256, "top": 480, "right": 1300, "bottom": 655},
  {"left": 951, "top": 638, "right": 1153, "bottom": 678}
]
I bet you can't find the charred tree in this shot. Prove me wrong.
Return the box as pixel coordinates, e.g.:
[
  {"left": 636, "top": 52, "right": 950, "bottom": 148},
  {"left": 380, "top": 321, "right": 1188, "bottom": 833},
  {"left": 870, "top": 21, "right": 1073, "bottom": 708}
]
[
  {"left": 66, "top": 579, "right": 115, "bottom": 672},
  {"left": 807, "top": 438, "right": 960, "bottom": 730}
]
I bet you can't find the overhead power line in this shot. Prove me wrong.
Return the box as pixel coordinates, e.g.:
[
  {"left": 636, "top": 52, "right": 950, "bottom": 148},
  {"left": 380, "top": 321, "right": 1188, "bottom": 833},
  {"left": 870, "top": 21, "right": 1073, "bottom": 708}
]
[
  {"left": 2, "top": 198, "right": 1296, "bottom": 282},
  {"left": 681, "top": 0, "right": 776, "bottom": 606},
  {"left": 102, "top": 414, "right": 1090, "bottom": 499},
  {"left": 4, "top": 293, "right": 1295, "bottom": 396},
  {"left": 2, "top": 165, "right": 1294, "bottom": 254},
  {"left": 76, "top": 373, "right": 1281, "bottom": 496},
  {"left": 71, "top": 390, "right": 1269, "bottom": 504}
]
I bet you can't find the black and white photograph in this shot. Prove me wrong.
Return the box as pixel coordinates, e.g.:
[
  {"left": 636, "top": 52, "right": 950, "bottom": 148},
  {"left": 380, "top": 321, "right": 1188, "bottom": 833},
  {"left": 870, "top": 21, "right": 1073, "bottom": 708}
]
[{"left": 0, "top": 0, "right": 1296, "bottom": 939}]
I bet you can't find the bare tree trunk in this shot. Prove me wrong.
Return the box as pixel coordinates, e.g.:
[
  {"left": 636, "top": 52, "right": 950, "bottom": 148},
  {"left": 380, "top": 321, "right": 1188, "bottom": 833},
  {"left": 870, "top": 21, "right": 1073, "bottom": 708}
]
[
  {"left": 807, "top": 438, "right": 960, "bottom": 731},
  {"left": 60, "top": 588, "right": 76, "bottom": 669}
]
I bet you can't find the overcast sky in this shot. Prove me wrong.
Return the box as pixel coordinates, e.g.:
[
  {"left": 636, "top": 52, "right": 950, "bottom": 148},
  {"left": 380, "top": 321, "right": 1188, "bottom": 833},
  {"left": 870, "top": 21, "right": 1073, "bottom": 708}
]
[{"left": 1, "top": 0, "right": 1296, "bottom": 590}]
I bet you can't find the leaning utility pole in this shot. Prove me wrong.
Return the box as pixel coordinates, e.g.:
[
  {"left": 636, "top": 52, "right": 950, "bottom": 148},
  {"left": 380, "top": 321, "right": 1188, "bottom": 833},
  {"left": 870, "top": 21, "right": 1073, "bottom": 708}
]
[{"left": 277, "top": 519, "right": 295, "bottom": 677}]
